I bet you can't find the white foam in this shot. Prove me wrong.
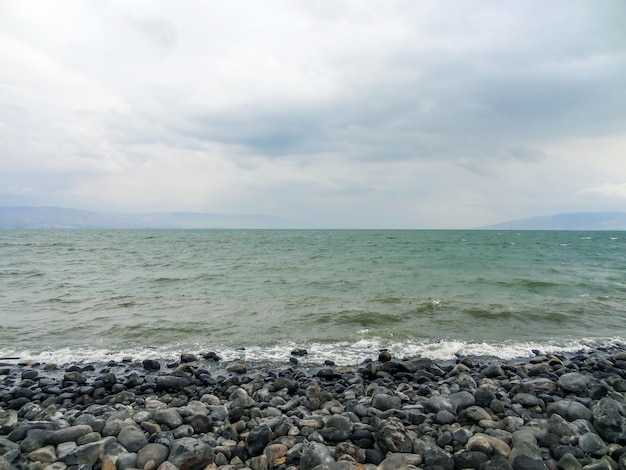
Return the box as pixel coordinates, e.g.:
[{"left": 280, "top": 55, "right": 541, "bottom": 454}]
[{"left": 2, "top": 337, "right": 623, "bottom": 367}]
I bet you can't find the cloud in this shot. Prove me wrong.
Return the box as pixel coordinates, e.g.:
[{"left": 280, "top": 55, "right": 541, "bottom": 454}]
[{"left": 0, "top": 0, "right": 625, "bottom": 227}]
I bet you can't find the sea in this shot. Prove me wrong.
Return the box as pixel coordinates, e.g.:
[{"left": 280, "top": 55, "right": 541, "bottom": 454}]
[{"left": 1, "top": 229, "right": 625, "bottom": 366}]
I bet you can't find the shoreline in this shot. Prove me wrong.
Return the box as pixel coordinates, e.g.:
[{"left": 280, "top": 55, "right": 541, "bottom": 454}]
[{"left": 2, "top": 346, "right": 626, "bottom": 469}]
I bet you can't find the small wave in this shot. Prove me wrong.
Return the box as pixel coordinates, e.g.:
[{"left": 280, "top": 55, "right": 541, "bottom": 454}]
[
  {"left": 515, "top": 278, "right": 558, "bottom": 289},
  {"left": 4, "top": 337, "right": 624, "bottom": 367}
]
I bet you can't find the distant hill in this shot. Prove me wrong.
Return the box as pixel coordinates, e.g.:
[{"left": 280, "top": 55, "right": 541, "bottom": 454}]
[
  {"left": 0, "top": 207, "right": 295, "bottom": 229},
  {"left": 481, "top": 212, "right": 626, "bottom": 230}
]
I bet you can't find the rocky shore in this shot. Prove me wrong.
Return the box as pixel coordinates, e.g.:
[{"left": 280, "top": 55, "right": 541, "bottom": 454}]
[{"left": 2, "top": 346, "right": 626, "bottom": 470}]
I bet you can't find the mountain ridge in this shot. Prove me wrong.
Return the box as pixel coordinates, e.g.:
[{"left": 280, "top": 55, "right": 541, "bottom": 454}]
[
  {"left": 0, "top": 206, "right": 294, "bottom": 229},
  {"left": 481, "top": 212, "right": 626, "bottom": 230}
]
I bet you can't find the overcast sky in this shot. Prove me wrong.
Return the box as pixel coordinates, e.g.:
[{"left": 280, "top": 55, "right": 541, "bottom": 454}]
[{"left": 1, "top": 1, "right": 625, "bottom": 228}]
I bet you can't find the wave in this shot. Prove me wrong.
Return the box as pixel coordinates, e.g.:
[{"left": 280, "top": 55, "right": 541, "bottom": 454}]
[{"left": 3, "top": 337, "right": 624, "bottom": 367}]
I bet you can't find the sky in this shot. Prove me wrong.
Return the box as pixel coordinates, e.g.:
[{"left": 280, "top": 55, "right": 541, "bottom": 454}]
[{"left": 1, "top": 1, "right": 625, "bottom": 228}]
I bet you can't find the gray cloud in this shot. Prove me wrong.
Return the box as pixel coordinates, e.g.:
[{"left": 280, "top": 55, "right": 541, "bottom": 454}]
[{"left": 1, "top": 0, "right": 625, "bottom": 227}]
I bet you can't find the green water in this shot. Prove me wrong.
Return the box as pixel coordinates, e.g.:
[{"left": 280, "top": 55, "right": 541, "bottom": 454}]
[{"left": 1, "top": 230, "right": 625, "bottom": 364}]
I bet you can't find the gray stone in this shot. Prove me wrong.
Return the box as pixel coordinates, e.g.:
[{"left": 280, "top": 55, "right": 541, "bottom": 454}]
[
  {"left": 117, "top": 425, "right": 148, "bottom": 453},
  {"left": 0, "top": 410, "right": 18, "bottom": 434},
  {"left": 371, "top": 393, "right": 401, "bottom": 411},
  {"left": 168, "top": 437, "right": 215, "bottom": 469},
  {"left": 333, "top": 442, "right": 366, "bottom": 463},
  {"left": 513, "top": 393, "right": 544, "bottom": 408},
  {"left": 299, "top": 441, "right": 334, "bottom": 470},
  {"left": 454, "top": 450, "right": 490, "bottom": 469},
  {"left": 20, "top": 428, "right": 51, "bottom": 453},
  {"left": 424, "top": 449, "right": 454, "bottom": 470},
  {"left": 114, "top": 452, "right": 138, "bottom": 469},
  {"left": 153, "top": 408, "right": 184, "bottom": 429},
  {"left": 28, "top": 445, "right": 57, "bottom": 465},
  {"left": 136, "top": 443, "right": 169, "bottom": 469},
  {"left": 247, "top": 424, "right": 272, "bottom": 457},
  {"left": 320, "top": 415, "right": 353, "bottom": 443},
  {"left": 547, "top": 400, "right": 593, "bottom": 422},
  {"left": 578, "top": 433, "right": 607, "bottom": 457},
  {"left": 558, "top": 373, "right": 591, "bottom": 396},
  {"left": 592, "top": 398, "right": 626, "bottom": 444},
  {"left": 226, "top": 362, "right": 247, "bottom": 374},
  {"left": 185, "top": 413, "right": 212, "bottom": 433},
  {"left": 49, "top": 425, "right": 93, "bottom": 445},
  {"left": 424, "top": 395, "right": 456, "bottom": 414},
  {"left": 155, "top": 375, "right": 192, "bottom": 391},
  {"left": 64, "top": 437, "right": 115, "bottom": 467},
  {"left": 449, "top": 390, "right": 476, "bottom": 411},
  {"left": 559, "top": 453, "right": 583, "bottom": 470},
  {"left": 375, "top": 417, "right": 413, "bottom": 454}
]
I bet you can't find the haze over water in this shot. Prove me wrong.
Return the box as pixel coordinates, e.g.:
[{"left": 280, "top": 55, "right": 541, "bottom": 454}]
[{"left": 1, "top": 230, "right": 625, "bottom": 365}]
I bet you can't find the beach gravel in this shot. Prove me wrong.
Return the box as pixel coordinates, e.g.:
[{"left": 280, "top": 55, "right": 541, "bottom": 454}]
[{"left": 2, "top": 347, "right": 626, "bottom": 469}]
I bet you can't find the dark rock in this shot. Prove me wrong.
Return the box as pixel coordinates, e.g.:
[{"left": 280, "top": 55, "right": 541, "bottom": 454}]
[
  {"left": 558, "top": 373, "right": 591, "bottom": 396},
  {"left": 547, "top": 400, "right": 592, "bottom": 422},
  {"left": 371, "top": 393, "right": 401, "bottom": 411},
  {"left": 142, "top": 359, "right": 161, "bottom": 371},
  {"left": 291, "top": 348, "right": 308, "bottom": 356},
  {"left": 246, "top": 424, "right": 272, "bottom": 457},
  {"left": 592, "top": 398, "right": 626, "bottom": 444},
  {"left": 320, "top": 415, "right": 353, "bottom": 442},
  {"left": 136, "top": 442, "right": 169, "bottom": 469},
  {"left": 154, "top": 408, "right": 184, "bottom": 429},
  {"left": 578, "top": 432, "right": 608, "bottom": 456},
  {"left": 117, "top": 425, "right": 148, "bottom": 452},
  {"left": 186, "top": 414, "right": 212, "bottom": 434},
  {"left": 226, "top": 362, "right": 247, "bottom": 374},
  {"left": 378, "top": 350, "right": 392, "bottom": 362},
  {"left": 375, "top": 416, "right": 413, "bottom": 453},
  {"left": 180, "top": 352, "right": 197, "bottom": 363},
  {"left": 300, "top": 441, "right": 334, "bottom": 470},
  {"left": 168, "top": 437, "right": 215, "bottom": 469},
  {"left": 48, "top": 425, "right": 93, "bottom": 445},
  {"left": 454, "top": 450, "right": 489, "bottom": 470},
  {"left": 424, "top": 449, "right": 454, "bottom": 470},
  {"left": 155, "top": 375, "right": 192, "bottom": 391}
]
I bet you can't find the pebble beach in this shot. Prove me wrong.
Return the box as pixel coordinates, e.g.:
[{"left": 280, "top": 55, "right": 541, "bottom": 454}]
[{"left": 2, "top": 347, "right": 626, "bottom": 470}]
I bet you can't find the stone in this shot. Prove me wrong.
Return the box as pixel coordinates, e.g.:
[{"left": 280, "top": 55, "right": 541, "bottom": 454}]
[
  {"left": 226, "top": 362, "right": 247, "bottom": 374},
  {"left": 64, "top": 437, "right": 115, "bottom": 467},
  {"left": 558, "top": 373, "right": 591, "bottom": 396},
  {"left": 168, "top": 437, "right": 215, "bottom": 469},
  {"left": 154, "top": 408, "right": 184, "bottom": 429},
  {"left": 424, "top": 449, "right": 454, "bottom": 470},
  {"left": 558, "top": 452, "right": 583, "bottom": 470},
  {"left": 454, "top": 450, "right": 490, "bottom": 469},
  {"left": 592, "top": 398, "right": 626, "bottom": 444},
  {"left": 117, "top": 425, "right": 148, "bottom": 453},
  {"left": 142, "top": 359, "right": 161, "bottom": 371},
  {"left": 180, "top": 352, "right": 197, "bottom": 363},
  {"left": 155, "top": 375, "right": 192, "bottom": 391},
  {"left": 424, "top": 395, "right": 456, "bottom": 414},
  {"left": 136, "top": 443, "right": 169, "bottom": 469},
  {"left": 547, "top": 400, "right": 593, "bottom": 422},
  {"left": 578, "top": 433, "right": 607, "bottom": 457},
  {"left": 320, "top": 415, "right": 353, "bottom": 443},
  {"left": 375, "top": 417, "right": 413, "bottom": 454},
  {"left": 371, "top": 393, "right": 401, "bottom": 411},
  {"left": 27, "top": 445, "right": 57, "bottom": 465},
  {"left": 333, "top": 442, "right": 366, "bottom": 463},
  {"left": 49, "top": 425, "right": 94, "bottom": 445},
  {"left": 186, "top": 413, "right": 212, "bottom": 433},
  {"left": 247, "top": 424, "right": 272, "bottom": 457},
  {"left": 300, "top": 441, "right": 335, "bottom": 470},
  {"left": 0, "top": 410, "right": 18, "bottom": 434}
]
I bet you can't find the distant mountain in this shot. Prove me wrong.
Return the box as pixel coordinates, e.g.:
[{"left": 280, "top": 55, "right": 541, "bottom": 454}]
[
  {"left": 0, "top": 207, "right": 295, "bottom": 229},
  {"left": 481, "top": 212, "right": 626, "bottom": 230}
]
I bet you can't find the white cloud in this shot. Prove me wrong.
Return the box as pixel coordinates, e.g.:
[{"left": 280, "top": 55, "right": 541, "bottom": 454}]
[{"left": 0, "top": 0, "right": 625, "bottom": 227}]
